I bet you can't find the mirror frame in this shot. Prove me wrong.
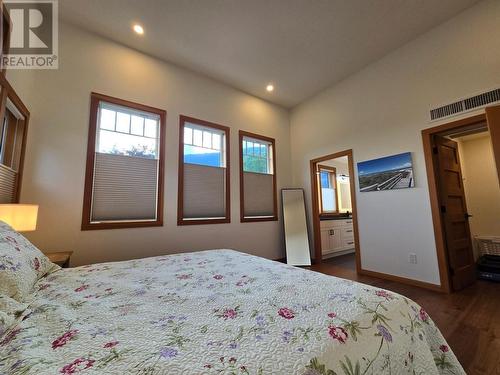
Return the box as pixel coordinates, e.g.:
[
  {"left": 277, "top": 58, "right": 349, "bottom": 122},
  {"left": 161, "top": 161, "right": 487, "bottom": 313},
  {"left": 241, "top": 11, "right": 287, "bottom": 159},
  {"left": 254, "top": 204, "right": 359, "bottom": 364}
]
[{"left": 281, "top": 188, "right": 312, "bottom": 266}]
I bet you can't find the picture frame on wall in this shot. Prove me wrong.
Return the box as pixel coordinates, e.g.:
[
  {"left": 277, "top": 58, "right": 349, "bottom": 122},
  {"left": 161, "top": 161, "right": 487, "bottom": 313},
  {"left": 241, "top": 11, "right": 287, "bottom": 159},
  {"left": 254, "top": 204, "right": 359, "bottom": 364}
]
[{"left": 357, "top": 152, "right": 414, "bottom": 192}]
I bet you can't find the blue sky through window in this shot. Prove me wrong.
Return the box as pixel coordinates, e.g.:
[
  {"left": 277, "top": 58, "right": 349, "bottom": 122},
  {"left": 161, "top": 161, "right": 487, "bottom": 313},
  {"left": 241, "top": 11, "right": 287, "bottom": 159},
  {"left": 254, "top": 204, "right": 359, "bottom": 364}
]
[
  {"left": 184, "top": 145, "right": 221, "bottom": 167},
  {"left": 320, "top": 171, "right": 330, "bottom": 188},
  {"left": 183, "top": 122, "right": 225, "bottom": 167}
]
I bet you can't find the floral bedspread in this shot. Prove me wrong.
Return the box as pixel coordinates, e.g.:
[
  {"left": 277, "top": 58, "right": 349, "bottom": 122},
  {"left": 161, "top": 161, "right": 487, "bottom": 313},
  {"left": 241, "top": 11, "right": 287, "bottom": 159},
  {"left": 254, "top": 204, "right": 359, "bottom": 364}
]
[{"left": 0, "top": 249, "right": 464, "bottom": 374}]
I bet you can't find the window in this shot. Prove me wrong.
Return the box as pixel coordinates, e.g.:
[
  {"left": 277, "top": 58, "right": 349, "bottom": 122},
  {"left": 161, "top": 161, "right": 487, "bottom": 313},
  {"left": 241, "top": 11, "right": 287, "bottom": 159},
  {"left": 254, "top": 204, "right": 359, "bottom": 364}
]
[
  {"left": 317, "top": 165, "right": 352, "bottom": 215},
  {"left": 239, "top": 131, "right": 277, "bottom": 222},
  {"left": 337, "top": 174, "right": 352, "bottom": 212},
  {"left": 178, "top": 115, "right": 230, "bottom": 225},
  {"left": 1, "top": 3, "right": 11, "bottom": 76},
  {"left": 0, "top": 76, "right": 29, "bottom": 204},
  {"left": 82, "top": 93, "right": 166, "bottom": 230},
  {"left": 318, "top": 165, "right": 338, "bottom": 214}
]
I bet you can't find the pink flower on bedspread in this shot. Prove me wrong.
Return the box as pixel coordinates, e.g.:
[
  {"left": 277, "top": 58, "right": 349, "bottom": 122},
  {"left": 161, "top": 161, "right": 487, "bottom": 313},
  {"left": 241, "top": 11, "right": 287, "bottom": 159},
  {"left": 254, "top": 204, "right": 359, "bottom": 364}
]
[
  {"left": 103, "top": 341, "right": 119, "bottom": 348},
  {"left": 440, "top": 345, "right": 449, "bottom": 353},
  {"left": 327, "top": 312, "right": 337, "bottom": 318},
  {"left": 60, "top": 358, "right": 95, "bottom": 374},
  {"left": 0, "top": 328, "right": 21, "bottom": 346},
  {"left": 328, "top": 324, "right": 348, "bottom": 344},
  {"left": 222, "top": 308, "right": 238, "bottom": 319},
  {"left": 213, "top": 274, "right": 224, "bottom": 280},
  {"left": 33, "top": 257, "right": 40, "bottom": 271},
  {"left": 419, "top": 307, "right": 429, "bottom": 322},
  {"left": 177, "top": 274, "right": 192, "bottom": 280},
  {"left": 278, "top": 307, "right": 295, "bottom": 320},
  {"left": 74, "top": 285, "right": 89, "bottom": 292},
  {"left": 375, "top": 290, "right": 393, "bottom": 300},
  {"left": 52, "top": 330, "right": 78, "bottom": 349}
]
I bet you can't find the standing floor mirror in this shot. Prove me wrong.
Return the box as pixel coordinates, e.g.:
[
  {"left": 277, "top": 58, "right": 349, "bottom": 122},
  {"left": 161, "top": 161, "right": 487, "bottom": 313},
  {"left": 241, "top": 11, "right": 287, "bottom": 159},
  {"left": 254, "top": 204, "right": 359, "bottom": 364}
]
[{"left": 281, "top": 188, "right": 311, "bottom": 266}]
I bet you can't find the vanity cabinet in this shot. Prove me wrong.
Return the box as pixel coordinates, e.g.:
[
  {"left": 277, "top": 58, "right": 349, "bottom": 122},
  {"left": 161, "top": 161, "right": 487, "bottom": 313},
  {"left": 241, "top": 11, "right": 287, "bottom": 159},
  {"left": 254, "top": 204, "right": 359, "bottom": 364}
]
[{"left": 320, "top": 219, "right": 355, "bottom": 256}]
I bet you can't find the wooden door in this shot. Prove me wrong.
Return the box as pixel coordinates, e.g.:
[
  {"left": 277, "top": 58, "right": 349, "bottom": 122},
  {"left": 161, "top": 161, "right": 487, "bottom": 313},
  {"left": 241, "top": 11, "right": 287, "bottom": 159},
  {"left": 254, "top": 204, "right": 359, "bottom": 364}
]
[
  {"left": 433, "top": 135, "right": 475, "bottom": 291},
  {"left": 485, "top": 105, "right": 500, "bottom": 185}
]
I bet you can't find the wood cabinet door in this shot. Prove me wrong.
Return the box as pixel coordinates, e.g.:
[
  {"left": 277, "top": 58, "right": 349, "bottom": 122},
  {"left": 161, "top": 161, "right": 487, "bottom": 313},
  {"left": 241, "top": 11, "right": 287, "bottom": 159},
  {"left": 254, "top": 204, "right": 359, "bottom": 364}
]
[
  {"left": 320, "top": 229, "right": 332, "bottom": 253},
  {"left": 329, "top": 228, "right": 342, "bottom": 250}
]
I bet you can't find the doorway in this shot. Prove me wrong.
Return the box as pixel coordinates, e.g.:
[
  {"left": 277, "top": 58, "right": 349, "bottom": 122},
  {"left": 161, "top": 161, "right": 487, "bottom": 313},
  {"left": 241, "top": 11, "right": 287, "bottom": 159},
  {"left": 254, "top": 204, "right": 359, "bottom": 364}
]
[
  {"left": 422, "top": 106, "right": 500, "bottom": 292},
  {"left": 310, "top": 149, "right": 361, "bottom": 272}
]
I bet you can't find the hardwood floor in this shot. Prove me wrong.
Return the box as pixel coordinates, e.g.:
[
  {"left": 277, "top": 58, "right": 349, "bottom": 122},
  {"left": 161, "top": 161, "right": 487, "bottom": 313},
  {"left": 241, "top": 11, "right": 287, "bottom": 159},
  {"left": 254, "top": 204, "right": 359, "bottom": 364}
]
[{"left": 310, "top": 254, "right": 500, "bottom": 375}]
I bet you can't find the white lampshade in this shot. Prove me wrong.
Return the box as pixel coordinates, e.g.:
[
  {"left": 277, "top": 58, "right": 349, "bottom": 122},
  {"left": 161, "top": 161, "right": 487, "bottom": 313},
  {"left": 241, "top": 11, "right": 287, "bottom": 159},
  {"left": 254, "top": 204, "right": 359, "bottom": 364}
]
[{"left": 0, "top": 204, "right": 39, "bottom": 231}]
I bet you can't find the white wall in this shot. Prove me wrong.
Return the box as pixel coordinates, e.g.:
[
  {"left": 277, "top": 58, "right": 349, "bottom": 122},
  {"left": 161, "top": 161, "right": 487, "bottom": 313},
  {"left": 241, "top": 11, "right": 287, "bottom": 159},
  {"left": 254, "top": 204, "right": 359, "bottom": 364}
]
[
  {"left": 321, "top": 157, "right": 349, "bottom": 176},
  {"left": 290, "top": 0, "right": 500, "bottom": 285},
  {"left": 7, "top": 22, "right": 291, "bottom": 266},
  {"left": 459, "top": 133, "right": 500, "bottom": 243}
]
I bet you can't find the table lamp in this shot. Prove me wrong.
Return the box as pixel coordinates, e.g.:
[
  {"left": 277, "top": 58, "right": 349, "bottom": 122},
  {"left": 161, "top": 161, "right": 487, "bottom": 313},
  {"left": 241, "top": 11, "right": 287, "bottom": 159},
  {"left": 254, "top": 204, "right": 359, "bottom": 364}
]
[{"left": 0, "top": 204, "right": 39, "bottom": 231}]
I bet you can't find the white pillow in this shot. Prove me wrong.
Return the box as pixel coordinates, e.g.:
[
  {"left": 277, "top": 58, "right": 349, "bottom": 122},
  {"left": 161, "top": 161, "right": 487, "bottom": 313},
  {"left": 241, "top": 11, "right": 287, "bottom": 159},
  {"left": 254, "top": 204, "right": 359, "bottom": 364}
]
[
  {"left": 0, "top": 294, "right": 30, "bottom": 339},
  {"left": 0, "top": 221, "right": 59, "bottom": 302}
]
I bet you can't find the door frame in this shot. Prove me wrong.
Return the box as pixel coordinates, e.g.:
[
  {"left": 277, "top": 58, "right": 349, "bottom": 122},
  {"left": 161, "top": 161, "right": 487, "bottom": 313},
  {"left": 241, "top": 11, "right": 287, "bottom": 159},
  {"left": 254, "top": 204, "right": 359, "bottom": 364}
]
[
  {"left": 310, "top": 149, "right": 361, "bottom": 273},
  {"left": 422, "top": 111, "right": 500, "bottom": 293}
]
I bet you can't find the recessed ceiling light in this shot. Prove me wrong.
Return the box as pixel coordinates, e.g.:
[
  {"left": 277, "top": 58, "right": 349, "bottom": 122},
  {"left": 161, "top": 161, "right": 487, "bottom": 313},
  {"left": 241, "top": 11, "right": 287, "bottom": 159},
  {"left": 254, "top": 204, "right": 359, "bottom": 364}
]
[
  {"left": 266, "top": 84, "right": 274, "bottom": 92},
  {"left": 133, "top": 24, "right": 144, "bottom": 35}
]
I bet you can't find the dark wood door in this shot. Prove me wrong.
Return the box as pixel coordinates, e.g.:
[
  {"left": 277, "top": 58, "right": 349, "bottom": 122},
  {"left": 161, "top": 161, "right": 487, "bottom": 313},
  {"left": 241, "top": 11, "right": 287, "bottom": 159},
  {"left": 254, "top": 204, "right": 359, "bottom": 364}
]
[
  {"left": 485, "top": 105, "right": 500, "bottom": 186},
  {"left": 433, "top": 135, "right": 475, "bottom": 291}
]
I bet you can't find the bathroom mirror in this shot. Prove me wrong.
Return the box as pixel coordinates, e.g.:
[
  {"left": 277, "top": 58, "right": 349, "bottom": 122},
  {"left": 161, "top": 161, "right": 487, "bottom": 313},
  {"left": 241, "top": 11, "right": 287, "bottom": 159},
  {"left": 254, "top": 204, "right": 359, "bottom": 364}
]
[{"left": 281, "top": 188, "right": 311, "bottom": 266}]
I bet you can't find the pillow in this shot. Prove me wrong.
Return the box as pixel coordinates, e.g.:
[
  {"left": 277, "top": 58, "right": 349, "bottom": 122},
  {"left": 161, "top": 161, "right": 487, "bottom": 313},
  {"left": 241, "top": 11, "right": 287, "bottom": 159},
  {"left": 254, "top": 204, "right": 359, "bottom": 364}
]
[
  {"left": 0, "top": 294, "right": 30, "bottom": 339},
  {"left": 0, "top": 221, "right": 59, "bottom": 302}
]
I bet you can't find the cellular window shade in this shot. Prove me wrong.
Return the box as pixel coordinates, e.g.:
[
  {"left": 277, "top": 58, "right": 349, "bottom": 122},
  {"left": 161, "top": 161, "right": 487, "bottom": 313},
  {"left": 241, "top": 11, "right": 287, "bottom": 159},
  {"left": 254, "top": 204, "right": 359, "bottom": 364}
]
[
  {"left": 243, "top": 172, "right": 274, "bottom": 216},
  {"left": 339, "top": 182, "right": 352, "bottom": 211},
  {"left": 183, "top": 163, "right": 226, "bottom": 218},
  {"left": 91, "top": 153, "right": 158, "bottom": 221},
  {"left": 0, "top": 164, "right": 16, "bottom": 203},
  {"left": 321, "top": 187, "right": 336, "bottom": 211}
]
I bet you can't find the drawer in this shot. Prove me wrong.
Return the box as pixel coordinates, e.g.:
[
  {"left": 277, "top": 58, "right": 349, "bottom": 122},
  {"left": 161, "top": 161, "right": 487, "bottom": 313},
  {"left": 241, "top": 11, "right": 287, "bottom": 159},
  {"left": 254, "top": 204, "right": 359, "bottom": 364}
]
[
  {"left": 320, "top": 220, "right": 331, "bottom": 229},
  {"left": 342, "top": 238, "right": 355, "bottom": 248},
  {"left": 341, "top": 227, "right": 354, "bottom": 238},
  {"left": 320, "top": 220, "right": 345, "bottom": 229}
]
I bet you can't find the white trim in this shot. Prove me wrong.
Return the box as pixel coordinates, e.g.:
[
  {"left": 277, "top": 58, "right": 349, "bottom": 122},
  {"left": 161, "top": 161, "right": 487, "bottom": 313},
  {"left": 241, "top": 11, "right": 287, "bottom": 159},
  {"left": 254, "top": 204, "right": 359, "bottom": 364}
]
[{"left": 6, "top": 98, "right": 24, "bottom": 120}]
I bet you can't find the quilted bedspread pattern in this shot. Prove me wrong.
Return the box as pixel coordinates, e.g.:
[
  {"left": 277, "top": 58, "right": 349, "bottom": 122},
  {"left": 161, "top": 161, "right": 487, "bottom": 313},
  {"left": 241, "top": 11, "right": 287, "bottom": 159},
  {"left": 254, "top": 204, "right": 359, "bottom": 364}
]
[{"left": 0, "top": 250, "right": 464, "bottom": 374}]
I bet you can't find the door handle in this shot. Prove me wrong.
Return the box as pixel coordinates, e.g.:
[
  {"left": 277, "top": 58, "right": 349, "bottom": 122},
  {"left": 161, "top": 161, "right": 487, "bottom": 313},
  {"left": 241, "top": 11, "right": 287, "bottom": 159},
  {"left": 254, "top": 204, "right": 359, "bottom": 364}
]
[{"left": 465, "top": 213, "right": 473, "bottom": 219}]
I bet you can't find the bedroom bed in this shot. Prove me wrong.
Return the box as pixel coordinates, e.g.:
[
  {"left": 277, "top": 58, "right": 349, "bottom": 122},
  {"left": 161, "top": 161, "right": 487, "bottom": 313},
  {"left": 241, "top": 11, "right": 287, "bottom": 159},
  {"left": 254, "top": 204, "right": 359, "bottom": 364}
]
[{"left": 0, "top": 225, "right": 464, "bottom": 374}]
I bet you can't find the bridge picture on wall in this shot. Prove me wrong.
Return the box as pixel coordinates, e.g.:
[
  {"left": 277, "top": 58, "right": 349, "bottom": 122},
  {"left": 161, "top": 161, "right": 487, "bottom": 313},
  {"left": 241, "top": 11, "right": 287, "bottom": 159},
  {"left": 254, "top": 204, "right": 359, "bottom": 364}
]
[{"left": 357, "top": 152, "right": 414, "bottom": 192}]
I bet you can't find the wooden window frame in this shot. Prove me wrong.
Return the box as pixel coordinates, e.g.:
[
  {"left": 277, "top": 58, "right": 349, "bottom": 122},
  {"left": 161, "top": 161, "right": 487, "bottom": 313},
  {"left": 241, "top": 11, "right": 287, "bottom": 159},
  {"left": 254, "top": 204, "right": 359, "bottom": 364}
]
[
  {"left": 0, "top": 73, "right": 30, "bottom": 202},
  {"left": 317, "top": 164, "right": 339, "bottom": 217},
  {"left": 1, "top": 1, "right": 12, "bottom": 76},
  {"left": 177, "top": 115, "right": 231, "bottom": 225},
  {"left": 239, "top": 130, "right": 278, "bottom": 223},
  {"left": 81, "top": 92, "right": 166, "bottom": 230}
]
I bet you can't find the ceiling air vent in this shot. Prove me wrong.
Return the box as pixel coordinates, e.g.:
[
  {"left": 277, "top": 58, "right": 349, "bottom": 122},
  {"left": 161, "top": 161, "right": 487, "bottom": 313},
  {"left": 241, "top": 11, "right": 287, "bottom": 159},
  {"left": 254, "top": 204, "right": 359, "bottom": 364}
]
[{"left": 430, "top": 88, "right": 500, "bottom": 121}]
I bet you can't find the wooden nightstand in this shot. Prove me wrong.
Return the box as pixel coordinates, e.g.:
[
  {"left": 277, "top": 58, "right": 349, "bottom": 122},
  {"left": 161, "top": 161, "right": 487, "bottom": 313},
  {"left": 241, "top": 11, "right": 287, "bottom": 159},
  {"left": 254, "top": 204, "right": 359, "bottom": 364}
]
[{"left": 46, "top": 251, "right": 73, "bottom": 268}]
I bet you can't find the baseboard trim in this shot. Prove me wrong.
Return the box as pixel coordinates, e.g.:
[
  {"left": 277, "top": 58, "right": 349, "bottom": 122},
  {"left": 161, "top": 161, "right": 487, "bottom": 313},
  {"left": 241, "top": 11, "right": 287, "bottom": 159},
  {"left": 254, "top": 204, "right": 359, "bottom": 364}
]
[
  {"left": 276, "top": 257, "right": 445, "bottom": 293},
  {"left": 359, "top": 268, "right": 446, "bottom": 293}
]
